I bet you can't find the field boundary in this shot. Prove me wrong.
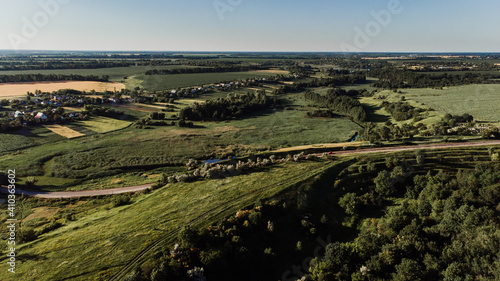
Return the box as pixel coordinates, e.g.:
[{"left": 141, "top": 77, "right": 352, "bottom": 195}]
[{"left": 43, "top": 125, "right": 86, "bottom": 139}]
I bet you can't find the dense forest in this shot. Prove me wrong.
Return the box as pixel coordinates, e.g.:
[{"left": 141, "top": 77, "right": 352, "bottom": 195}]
[
  {"left": 0, "top": 74, "right": 109, "bottom": 83},
  {"left": 370, "top": 68, "right": 500, "bottom": 88},
  {"left": 179, "top": 92, "right": 278, "bottom": 121},
  {"left": 304, "top": 89, "right": 367, "bottom": 123},
  {"left": 307, "top": 160, "right": 500, "bottom": 281}
]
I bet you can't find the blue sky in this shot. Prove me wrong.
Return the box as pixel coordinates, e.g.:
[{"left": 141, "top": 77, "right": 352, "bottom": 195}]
[{"left": 0, "top": 0, "right": 499, "bottom": 52}]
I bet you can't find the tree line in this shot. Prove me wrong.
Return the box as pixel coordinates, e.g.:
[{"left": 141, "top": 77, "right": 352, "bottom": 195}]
[
  {"left": 370, "top": 67, "right": 500, "bottom": 88},
  {"left": 382, "top": 101, "right": 423, "bottom": 121},
  {"left": 304, "top": 89, "right": 367, "bottom": 123},
  {"left": 273, "top": 73, "right": 367, "bottom": 94},
  {"left": 361, "top": 122, "right": 421, "bottom": 142},
  {"left": 145, "top": 65, "right": 265, "bottom": 75},
  {"left": 179, "top": 92, "right": 278, "bottom": 121},
  {"left": 0, "top": 60, "right": 132, "bottom": 71},
  {"left": 0, "top": 74, "right": 109, "bottom": 83}
]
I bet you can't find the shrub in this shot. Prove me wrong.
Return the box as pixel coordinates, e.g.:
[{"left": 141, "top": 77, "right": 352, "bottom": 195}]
[
  {"left": 112, "top": 195, "right": 131, "bottom": 207},
  {"left": 151, "top": 182, "right": 163, "bottom": 190},
  {"left": 20, "top": 227, "right": 38, "bottom": 242},
  {"left": 37, "top": 220, "right": 63, "bottom": 235}
]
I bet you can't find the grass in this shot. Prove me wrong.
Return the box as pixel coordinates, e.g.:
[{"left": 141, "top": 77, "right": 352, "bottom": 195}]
[
  {"left": 0, "top": 160, "right": 330, "bottom": 281},
  {"left": 0, "top": 65, "right": 203, "bottom": 82},
  {"left": 75, "top": 117, "right": 132, "bottom": 134},
  {"left": 0, "top": 127, "right": 66, "bottom": 154},
  {"left": 43, "top": 125, "right": 86, "bottom": 139},
  {"left": 137, "top": 71, "right": 279, "bottom": 91},
  {"left": 360, "top": 90, "right": 443, "bottom": 126},
  {"left": 30, "top": 167, "right": 184, "bottom": 192},
  {"left": 227, "top": 108, "right": 360, "bottom": 147},
  {"left": 0, "top": 133, "right": 35, "bottom": 153},
  {"left": 402, "top": 84, "right": 500, "bottom": 125},
  {"left": 0, "top": 88, "right": 359, "bottom": 187},
  {"left": 3, "top": 145, "right": 498, "bottom": 281}
]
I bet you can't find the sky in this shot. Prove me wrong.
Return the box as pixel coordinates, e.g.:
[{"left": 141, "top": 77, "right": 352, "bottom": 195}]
[{"left": 0, "top": 0, "right": 499, "bottom": 52}]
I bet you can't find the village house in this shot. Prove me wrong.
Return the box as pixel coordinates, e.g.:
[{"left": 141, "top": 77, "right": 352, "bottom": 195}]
[
  {"left": 35, "top": 112, "right": 47, "bottom": 120},
  {"left": 14, "top": 111, "right": 24, "bottom": 118}
]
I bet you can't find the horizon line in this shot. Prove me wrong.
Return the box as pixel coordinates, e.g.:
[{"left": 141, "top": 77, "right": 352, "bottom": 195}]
[{"left": 1, "top": 49, "right": 500, "bottom": 55}]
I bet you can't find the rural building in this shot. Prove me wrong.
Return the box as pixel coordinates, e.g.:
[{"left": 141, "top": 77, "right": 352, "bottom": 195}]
[
  {"left": 35, "top": 112, "right": 47, "bottom": 120},
  {"left": 14, "top": 111, "right": 24, "bottom": 118}
]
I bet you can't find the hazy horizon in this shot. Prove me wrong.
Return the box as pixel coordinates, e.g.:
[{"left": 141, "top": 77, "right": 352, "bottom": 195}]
[{"left": 1, "top": 0, "right": 499, "bottom": 52}]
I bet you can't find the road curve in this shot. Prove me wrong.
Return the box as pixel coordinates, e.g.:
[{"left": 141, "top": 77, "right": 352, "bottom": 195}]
[
  {"left": 2, "top": 140, "right": 500, "bottom": 199},
  {"left": 0, "top": 183, "right": 153, "bottom": 199}
]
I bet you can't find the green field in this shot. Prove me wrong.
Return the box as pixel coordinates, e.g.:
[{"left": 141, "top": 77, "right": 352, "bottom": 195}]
[
  {"left": 2, "top": 145, "right": 499, "bottom": 281},
  {"left": 0, "top": 127, "right": 66, "bottom": 154},
  {"left": 0, "top": 160, "right": 330, "bottom": 281},
  {"left": 403, "top": 84, "right": 500, "bottom": 124},
  {"left": 0, "top": 65, "right": 202, "bottom": 82},
  {"left": 136, "top": 71, "right": 279, "bottom": 91},
  {"left": 0, "top": 133, "right": 35, "bottom": 153},
  {"left": 75, "top": 117, "right": 132, "bottom": 133},
  {"left": 359, "top": 89, "right": 444, "bottom": 126},
  {"left": 0, "top": 105, "right": 359, "bottom": 189},
  {"left": 228, "top": 108, "right": 360, "bottom": 147}
]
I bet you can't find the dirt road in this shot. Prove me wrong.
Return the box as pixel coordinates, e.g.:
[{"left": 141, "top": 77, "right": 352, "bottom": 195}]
[
  {"left": 0, "top": 184, "right": 153, "bottom": 199},
  {"left": 2, "top": 140, "right": 500, "bottom": 199},
  {"left": 331, "top": 140, "right": 500, "bottom": 155}
]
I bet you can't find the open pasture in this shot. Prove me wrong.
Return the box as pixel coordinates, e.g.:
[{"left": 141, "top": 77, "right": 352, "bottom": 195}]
[
  {"left": 0, "top": 81, "right": 125, "bottom": 98},
  {"left": 0, "top": 160, "right": 328, "bottom": 281},
  {"left": 403, "top": 84, "right": 500, "bottom": 124}
]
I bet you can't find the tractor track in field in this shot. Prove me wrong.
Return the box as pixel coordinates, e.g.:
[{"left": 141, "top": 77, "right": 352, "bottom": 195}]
[
  {"left": 107, "top": 161, "right": 338, "bottom": 281},
  {"left": 3, "top": 140, "right": 499, "bottom": 280}
]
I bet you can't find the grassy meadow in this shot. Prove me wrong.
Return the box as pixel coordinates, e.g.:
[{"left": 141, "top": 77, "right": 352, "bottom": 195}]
[
  {"left": 402, "top": 84, "right": 500, "bottom": 124},
  {"left": 0, "top": 160, "right": 332, "bottom": 281},
  {"left": 359, "top": 89, "right": 444, "bottom": 126},
  {"left": 75, "top": 117, "right": 132, "bottom": 133},
  {"left": 2, "top": 145, "right": 499, "bottom": 280}
]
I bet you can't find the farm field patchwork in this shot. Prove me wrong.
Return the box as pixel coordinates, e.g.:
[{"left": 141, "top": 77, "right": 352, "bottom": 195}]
[
  {"left": 2, "top": 51, "right": 500, "bottom": 281},
  {"left": 0, "top": 65, "right": 204, "bottom": 82},
  {"left": 75, "top": 117, "right": 132, "bottom": 133},
  {"left": 0, "top": 81, "right": 125, "bottom": 98},
  {"left": 136, "top": 71, "right": 280, "bottom": 91},
  {"left": 43, "top": 124, "right": 86, "bottom": 139}
]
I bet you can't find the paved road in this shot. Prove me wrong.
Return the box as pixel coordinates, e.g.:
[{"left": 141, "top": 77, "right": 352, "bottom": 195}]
[
  {"left": 2, "top": 140, "right": 500, "bottom": 199},
  {"left": 0, "top": 183, "right": 153, "bottom": 199}
]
